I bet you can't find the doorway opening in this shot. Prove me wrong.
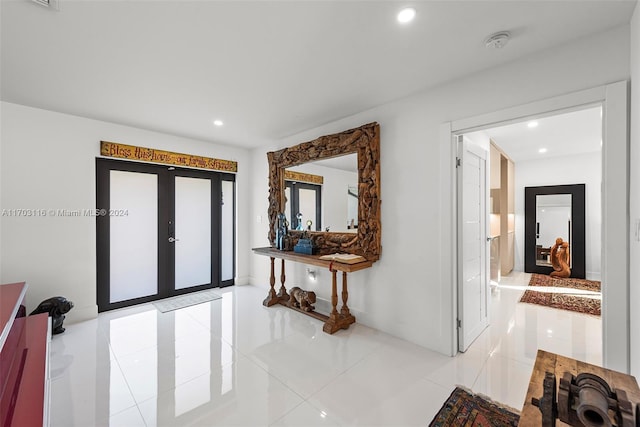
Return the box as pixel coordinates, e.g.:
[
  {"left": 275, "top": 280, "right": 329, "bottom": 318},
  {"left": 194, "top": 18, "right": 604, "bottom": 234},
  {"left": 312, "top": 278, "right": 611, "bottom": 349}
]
[
  {"left": 456, "top": 105, "right": 603, "bottom": 362},
  {"left": 96, "top": 158, "right": 236, "bottom": 312}
]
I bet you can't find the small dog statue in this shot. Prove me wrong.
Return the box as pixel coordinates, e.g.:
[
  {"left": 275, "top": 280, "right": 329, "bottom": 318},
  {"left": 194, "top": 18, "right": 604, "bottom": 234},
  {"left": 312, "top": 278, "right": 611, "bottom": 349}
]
[
  {"left": 30, "top": 296, "right": 74, "bottom": 335},
  {"left": 288, "top": 287, "right": 316, "bottom": 312}
]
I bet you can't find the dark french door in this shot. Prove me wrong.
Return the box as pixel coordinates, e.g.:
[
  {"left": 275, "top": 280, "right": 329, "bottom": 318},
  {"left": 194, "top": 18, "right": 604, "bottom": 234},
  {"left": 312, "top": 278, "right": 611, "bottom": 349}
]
[{"left": 96, "top": 158, "right": 235, "bottom": 312}]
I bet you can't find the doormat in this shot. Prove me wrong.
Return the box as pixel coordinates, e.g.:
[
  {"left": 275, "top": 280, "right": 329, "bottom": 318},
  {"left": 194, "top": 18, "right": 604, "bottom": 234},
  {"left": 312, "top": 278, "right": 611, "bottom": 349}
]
[
  {"left": 519, "top": 273, "right": 601, "bottom": 316},
  {"left": 153, "top": 289, "right": 221, "bottom": 313},
  {"left": 429, "top": 387, "right": 520, "bottom": 427}
]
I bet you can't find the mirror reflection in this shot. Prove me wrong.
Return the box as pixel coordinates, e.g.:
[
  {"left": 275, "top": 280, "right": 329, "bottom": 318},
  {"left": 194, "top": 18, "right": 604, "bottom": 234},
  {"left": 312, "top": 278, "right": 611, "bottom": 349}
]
[
  {"left": 535, "top": 194, "right": 572, "bottom": 267},
  {"left": 284, "top": 153, "right": 358, "bottom": 233}
]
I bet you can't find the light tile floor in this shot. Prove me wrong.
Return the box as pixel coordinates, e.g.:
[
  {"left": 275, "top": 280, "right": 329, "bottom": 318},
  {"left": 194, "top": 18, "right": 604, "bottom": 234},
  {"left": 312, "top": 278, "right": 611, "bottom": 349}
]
[{"left": 49, "top": 272, "right": 601, "bottom": 426}]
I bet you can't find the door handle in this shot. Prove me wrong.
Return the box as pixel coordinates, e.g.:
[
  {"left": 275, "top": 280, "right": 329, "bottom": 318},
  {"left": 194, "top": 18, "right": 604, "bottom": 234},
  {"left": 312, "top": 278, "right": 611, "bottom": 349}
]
[{"left": 168, "top": 237, "right": 180, "bottom": 243}]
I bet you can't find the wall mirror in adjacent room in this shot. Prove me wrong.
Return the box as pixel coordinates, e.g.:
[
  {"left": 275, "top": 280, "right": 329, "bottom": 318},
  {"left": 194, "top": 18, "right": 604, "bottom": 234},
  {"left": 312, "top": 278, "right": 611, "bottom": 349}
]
[
  {"left": 267, "top": 122, "right": 381, "bottom": 261},
  {"left": 524, "top": 184, "right": 586, "bottom": 278}
]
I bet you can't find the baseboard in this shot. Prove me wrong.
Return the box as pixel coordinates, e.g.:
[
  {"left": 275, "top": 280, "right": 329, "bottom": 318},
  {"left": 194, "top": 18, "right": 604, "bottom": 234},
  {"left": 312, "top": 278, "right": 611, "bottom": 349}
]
[
  {"left": 234, "top": 276, "right": 250, "bottom": 286},
  {"left": 586, "top": 271, "right": 602, "bottom": 281},
  {"left": 248, "top": 276, "right": 266, "bottom": 286},
  {"left": 66, "top": 304, "right": 98, "bottom": 324}
]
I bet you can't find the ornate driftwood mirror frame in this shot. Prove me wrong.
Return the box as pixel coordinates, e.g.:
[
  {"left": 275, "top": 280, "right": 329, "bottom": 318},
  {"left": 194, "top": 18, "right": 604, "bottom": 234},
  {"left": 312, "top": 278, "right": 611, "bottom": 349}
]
[{"left": 267, "top": 122, "right": 381, "bottom": 261}]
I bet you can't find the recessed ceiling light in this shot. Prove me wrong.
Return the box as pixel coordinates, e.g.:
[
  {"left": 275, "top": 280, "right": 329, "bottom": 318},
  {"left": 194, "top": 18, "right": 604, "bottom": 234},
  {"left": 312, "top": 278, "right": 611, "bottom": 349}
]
[
  {"left": 397, "top": 7, "right": 416, "bottom": 23},
  {"left": 528, "top": 121, "right": 539, "bottom": 128},
  {"left": 538, "top": 148, "right": 547, "bottom": 153},
  {"left": 213, "top": 119, "right": 224, "bottom": 126}
]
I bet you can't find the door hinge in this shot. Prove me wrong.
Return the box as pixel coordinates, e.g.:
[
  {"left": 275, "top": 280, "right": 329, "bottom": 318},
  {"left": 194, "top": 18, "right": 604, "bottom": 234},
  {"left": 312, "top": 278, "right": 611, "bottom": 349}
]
[
  {"left": 456, "top": 158, "right": 461, "bottom": 168},
  {"left": 457, "top": 319, "right": 462, "bottom": 328}
]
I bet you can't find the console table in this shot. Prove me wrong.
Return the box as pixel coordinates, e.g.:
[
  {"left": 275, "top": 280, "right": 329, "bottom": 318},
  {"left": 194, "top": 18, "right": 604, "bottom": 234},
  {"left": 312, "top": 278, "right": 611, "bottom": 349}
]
[{"left": 252, "top": 247, "right": 373, "bottom": 334}]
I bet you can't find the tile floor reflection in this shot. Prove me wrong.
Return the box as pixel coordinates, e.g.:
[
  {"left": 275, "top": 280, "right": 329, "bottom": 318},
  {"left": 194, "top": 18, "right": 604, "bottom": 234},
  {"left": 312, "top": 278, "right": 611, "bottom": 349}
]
[{"left": 49, "top": 272, "right": 601, "bottom": 426}]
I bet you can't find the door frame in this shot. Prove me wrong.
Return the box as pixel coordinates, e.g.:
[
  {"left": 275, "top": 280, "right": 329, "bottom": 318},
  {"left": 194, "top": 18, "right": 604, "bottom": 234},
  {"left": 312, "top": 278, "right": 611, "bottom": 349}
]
[
  {"left": 444, "top": 81, "right": 630, "bottom": 372},
  {"left": 96, "top": 158, "right": 235, "bottom": 311}
]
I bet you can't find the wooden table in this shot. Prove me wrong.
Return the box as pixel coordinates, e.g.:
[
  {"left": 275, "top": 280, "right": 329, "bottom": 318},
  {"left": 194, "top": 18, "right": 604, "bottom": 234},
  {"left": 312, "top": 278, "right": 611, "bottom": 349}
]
[
  {"left": 252, "top": 247, "right": 373, "bottom": 334},
  {"left": 519, "top": 350, "right": 640, "bottom": 426}
]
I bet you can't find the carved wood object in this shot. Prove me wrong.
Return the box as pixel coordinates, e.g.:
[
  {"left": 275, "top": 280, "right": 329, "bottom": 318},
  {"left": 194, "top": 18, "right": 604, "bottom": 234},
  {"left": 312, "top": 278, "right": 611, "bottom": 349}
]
[
  {"left": 520, "top": 350, "right": 640, "bottom": 427},
  {"left": 267, "top": 122, "right": 381, "bottom": 261}
]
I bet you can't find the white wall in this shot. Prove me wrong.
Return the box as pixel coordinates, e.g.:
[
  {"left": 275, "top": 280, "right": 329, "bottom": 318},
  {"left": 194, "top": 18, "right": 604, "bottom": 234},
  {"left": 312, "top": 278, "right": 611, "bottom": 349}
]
[
  {"left": 514, "top": 152, "right": 602, "bottom": 280},
  {"left": 629, "top": 3, "right": 640, "bottom": 378},
  {"left": 0, "top": 102, "right": 252, "bottom": 322},
  {"left": 250, "top": 26, "right": 630, "bottom": 355}
]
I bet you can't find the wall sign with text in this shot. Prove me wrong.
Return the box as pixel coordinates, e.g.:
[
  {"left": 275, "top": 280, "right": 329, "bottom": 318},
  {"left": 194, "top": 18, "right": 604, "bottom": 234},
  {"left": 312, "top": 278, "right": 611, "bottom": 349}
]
[{"left": 100, "top": 141, "right": 237, "bottom": 173}]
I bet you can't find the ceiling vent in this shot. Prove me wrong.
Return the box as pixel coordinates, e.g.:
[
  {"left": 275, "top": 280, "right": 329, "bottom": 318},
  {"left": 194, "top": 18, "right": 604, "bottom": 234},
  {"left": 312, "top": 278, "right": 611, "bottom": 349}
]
[{"left": 484, "top": 31, "right": 511, "bottom": 49}]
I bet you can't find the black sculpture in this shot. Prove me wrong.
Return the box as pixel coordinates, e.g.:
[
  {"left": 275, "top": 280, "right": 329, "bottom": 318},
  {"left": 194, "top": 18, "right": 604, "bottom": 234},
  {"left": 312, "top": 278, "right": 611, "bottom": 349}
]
[
  {"left": 30, "top": 296, "right": 74, "bottom": 335},
  {"left": 276, "top": 212, "right": 292, "bottom": 250}
]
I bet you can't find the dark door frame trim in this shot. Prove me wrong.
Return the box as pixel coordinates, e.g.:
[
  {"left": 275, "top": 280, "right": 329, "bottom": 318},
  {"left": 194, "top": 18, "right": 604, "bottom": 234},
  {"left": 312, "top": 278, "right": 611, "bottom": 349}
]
[{"left": 96, "top": 158, "right": 235, "bottom": 311}]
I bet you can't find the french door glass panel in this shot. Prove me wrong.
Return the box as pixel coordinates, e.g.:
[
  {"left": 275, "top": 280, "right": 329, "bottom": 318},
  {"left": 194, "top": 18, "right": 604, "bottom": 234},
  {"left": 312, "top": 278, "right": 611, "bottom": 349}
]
[
  {"left": 109, "top": 170, "right": 158, "bottom": 303},
  {"left": 174, "top": 176, "right": 211, "bottom": 290},
  {"left": 221, "top": 180, "right": 234, "bottom": 282},
  {"left": 298, "top": 188, "right": 317, "bottom": 230}
]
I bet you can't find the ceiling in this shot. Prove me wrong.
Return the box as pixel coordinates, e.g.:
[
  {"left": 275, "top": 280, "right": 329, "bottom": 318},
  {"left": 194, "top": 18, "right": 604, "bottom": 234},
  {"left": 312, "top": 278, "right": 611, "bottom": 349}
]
[
  {"left": 471, "top": 106, "right": 603, "bottom": 162},
  {"left": 1, "top": 0, "right": 636, "bottom": 148}
]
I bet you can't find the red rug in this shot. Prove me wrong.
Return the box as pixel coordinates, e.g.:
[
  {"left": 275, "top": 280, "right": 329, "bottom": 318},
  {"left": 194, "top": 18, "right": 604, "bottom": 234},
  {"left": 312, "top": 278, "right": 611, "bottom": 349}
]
[
  {"left": 519, "top": 273, "right": 601, "bottom": 316},
  {"left": 429, "top": 387, "right": 520, "bottom": 427}
]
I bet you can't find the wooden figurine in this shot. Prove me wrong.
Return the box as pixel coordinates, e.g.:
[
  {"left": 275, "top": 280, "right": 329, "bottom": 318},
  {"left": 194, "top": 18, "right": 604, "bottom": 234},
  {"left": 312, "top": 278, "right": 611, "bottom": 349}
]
[
  {"left": 550, "top": 237, "right": 571, "bottom": 278},
  {"left": 288, "top": 287, "right": 316, "bottom": 312}
]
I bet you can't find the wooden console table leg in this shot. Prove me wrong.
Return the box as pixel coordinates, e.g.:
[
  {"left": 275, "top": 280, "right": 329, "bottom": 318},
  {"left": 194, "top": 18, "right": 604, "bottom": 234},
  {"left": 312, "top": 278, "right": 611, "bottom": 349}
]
[
  {"left": 340, "top": 272, "right": 355, "bottom": 325},
  {"left": 323, "top": 269, "right": 355, "bottom": 333},
  {"left": 263, "top": 257, "right": 279, "bottom": 307},
  {"left": 276, "top": 259, "right": 289, "bottom": 299},
  {"left": 323, "top": 269, "right": 342, "bottom": 334}
]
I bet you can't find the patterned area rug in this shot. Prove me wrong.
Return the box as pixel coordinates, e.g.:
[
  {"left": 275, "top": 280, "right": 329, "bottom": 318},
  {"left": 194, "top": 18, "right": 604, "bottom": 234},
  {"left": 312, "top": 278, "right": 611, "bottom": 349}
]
[
  {"left": 429, "top": 387, "right": 520, "bottom": 427},
  {"left": 153, "top": 289, "right": 221, "bottom": 313},
  {"left": 519, "top": 273, "right": 601, "bottom": 316},
  {"left": 527, "top": 273, "right": 601, "bottom": 292}
]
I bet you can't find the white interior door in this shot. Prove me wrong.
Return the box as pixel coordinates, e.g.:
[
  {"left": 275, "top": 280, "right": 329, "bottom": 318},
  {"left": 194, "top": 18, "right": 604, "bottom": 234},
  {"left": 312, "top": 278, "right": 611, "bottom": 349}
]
[{"left": 457, "top": 136, "right": 489, "bottom": 352}]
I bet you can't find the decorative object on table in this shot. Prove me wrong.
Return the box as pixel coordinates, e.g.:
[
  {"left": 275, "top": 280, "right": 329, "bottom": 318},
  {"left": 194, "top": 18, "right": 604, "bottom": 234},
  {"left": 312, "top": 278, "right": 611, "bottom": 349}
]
[
  {"left": 532, "top": 371, "right": 636, "bottom": 427},
  {"left": 296, "top": 212, "right": 303, "bottom": 231},
  {"left": 294, "top": 230, "right": 316, "bottom": 255},
  {"left": 519, "top": 273, "right": 601, "bottom": 316},
  {"left": 318, "top": 253, "right": 367, "bottom": 265},
  {"left": 275, "top": 212, "right": 292, "bottom": 251},
  {"left": 429, "top": 387, "right": 520, "bottom": 427},
  {"left": 29, "top": 296, "right": 74, "bottom": 335},
  {"left": 550, "top": 237, "right": 571, "bottom": 278},
  {"left": 306, "top": 219, "right": 313, "bottom": 231},
  {"left": 288, "top": 286, "right": 316, "bottom": 312}
]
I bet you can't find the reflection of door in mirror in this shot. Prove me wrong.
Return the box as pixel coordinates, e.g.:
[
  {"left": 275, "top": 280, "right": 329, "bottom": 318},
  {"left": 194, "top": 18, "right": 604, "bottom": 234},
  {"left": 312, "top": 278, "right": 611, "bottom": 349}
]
[
  {"left": 284, "top": 182, "right": 321, "bottom": 231},
  {"left": 347, "top": 186, "right": 358, "bottom": 231},
  {"left": 535, "top": 194, "right": 572, "bottom": 267},
  {"left": 286, "top": 153, "right": 357, "bottom": 233}
]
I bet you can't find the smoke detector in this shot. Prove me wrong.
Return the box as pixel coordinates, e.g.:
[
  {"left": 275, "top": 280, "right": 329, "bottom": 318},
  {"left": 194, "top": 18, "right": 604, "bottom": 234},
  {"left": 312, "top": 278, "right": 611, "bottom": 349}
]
[
  {"left": 31, "top": 0, "right": 59, "bottom": 10},
  {"left": 485, "top": 31, "right": 511, "bottom": 49}
]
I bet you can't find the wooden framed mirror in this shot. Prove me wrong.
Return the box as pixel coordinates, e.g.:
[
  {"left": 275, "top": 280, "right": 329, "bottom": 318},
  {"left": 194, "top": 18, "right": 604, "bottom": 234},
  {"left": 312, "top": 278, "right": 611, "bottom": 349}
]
[
  {"left": 267, "top": 122, "right": 381, "bottom": 261},
  {"left": 524, "top": 184, "right": 586, "bottom": 278}
]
